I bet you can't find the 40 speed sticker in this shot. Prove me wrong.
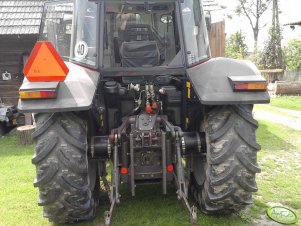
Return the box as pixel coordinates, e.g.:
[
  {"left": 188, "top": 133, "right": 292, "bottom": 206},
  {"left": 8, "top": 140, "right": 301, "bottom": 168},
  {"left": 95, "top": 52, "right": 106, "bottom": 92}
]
[{"left": 74, "top": 41, "right": 88, "bottom": 59}]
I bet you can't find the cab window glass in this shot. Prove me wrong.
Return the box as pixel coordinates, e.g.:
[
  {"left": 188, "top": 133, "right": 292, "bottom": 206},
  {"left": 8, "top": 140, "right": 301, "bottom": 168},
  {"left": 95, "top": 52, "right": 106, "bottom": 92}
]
[
  {"left": 103, "top": 2, "right": 181, "bottom": 68},
  {"left": 180, "top": 0, "right": 210, "bottom": 66},
  {"left": 39, "top": 2, "right": 73, "bottom": 59},
  {"left": 71, "top": 0, "right": 98, "bottom": 66}
]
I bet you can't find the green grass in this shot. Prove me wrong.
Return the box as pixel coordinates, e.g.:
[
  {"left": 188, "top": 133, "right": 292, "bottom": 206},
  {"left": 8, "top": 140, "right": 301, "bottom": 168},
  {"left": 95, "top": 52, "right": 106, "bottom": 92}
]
[
  {"left": 254, "top": 120, "right": 301, "bottom": 225},
  {"left": 0, "top": 137, "right": 42, "bottom": 226},
  {"left": 0, "top": 120, "right": 301, "bottom": 226},
  {"left": 270, "top": 96, "right": 301, "bottom": 111}
]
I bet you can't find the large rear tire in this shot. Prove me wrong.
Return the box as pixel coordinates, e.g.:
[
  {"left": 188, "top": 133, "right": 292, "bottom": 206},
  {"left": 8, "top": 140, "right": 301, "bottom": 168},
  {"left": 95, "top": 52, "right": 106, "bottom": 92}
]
[
  {"left": 192, "top": 105, "right": 261, "bottom": 214},
  {"left": 32, "top": 112, "right": 98, "bottom": 223}
]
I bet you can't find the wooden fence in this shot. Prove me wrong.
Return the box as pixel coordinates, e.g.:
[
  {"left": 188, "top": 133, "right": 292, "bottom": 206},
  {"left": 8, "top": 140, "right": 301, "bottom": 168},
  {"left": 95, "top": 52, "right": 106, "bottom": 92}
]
[
  {"left": 260, "top": 69, "right": 301, "bottom": 83},
  {"left": 208, "top": 21, "right": 225, "bottom": 58},
  {"left": 284, "top": 70, "right": 301, "bottom": 82}
]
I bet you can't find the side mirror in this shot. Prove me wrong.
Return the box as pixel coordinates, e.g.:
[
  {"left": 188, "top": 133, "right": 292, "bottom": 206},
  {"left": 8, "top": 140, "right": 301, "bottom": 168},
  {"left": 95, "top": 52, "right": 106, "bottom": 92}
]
[
  {"left": 160, "top": 15, "right": 173, "bottom": 24},
  {"left": 205, "top": 11, "right": 212, "bottom": 31}
]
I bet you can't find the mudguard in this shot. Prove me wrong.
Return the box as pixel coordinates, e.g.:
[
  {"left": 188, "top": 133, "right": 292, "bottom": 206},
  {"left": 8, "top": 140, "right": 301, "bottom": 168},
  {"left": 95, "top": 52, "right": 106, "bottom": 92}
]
[
  {"left": 187, "top": 57, "right": 270, "bottom": 105},
  {"left": 18, "top": 62, "right": 100, "bottom": 113}
]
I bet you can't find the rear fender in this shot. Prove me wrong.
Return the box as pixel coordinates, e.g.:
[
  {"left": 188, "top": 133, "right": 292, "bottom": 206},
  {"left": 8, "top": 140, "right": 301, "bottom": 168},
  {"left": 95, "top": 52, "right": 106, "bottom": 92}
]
[
  {"left": 18, "top": 62, "right": 100, "bottom": 113},
  {"left": 187, "top": 57, "right": 270, "bottom": 105}
]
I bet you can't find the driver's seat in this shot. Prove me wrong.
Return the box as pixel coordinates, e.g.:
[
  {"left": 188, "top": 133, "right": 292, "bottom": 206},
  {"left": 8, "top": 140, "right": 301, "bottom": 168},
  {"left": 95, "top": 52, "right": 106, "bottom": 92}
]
[{"left": 120, "top": 24, "right": 160, "bottom": 67}]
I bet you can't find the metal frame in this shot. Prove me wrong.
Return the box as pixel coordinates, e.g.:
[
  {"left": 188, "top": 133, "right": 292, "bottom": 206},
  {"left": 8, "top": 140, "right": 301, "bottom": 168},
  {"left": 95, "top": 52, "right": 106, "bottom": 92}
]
[{"left": 97, "top": 114, "right": 202, "bottom": 225}]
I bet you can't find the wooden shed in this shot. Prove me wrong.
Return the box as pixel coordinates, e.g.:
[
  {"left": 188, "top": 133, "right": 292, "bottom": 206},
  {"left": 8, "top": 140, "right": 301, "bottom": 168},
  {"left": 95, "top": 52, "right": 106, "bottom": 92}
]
[
  {"left": 284, "top": 20, "right": 301, "bottom": 29},
  {"left": 0, "top": 0, "right": 44, "bottom": 106}
]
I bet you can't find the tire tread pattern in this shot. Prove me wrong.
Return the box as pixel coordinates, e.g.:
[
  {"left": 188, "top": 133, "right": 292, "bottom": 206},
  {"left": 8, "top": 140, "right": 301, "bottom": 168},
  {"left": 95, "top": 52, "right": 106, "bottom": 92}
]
[
  {"left": 32, "top": 113, "right": 96, "bottom": 223},
  {"left": 192, "top": 105, "right": 261, "bottom": 214}
]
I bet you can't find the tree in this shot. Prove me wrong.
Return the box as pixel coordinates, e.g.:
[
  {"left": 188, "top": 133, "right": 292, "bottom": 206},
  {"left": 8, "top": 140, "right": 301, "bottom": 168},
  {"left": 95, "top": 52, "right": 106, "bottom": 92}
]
[
  {"left": 235, "top": 0, "right": 272, "bottom": 51},
  {"left": 260, "top": 0, "right": 283, "bottom": 69},
  {"left": 284, "top": 39, "right": 301, "bottom": 72},
  {"left": 225, "top": 31, "right": 248, "bottom": 59},
  {"left": 248, "top": 49, "right": 264, "bottom": 69}
]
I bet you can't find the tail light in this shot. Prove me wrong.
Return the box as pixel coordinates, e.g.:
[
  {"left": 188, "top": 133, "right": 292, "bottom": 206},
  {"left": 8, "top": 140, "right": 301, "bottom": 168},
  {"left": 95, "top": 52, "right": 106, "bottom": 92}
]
[
  {"left": 233, "top": 82, "right": 267, "bottom": 91},
  {"left": 228, "top": 75, "right": 267, "bottom": 91},
  {"left": 19, "top": 90, "right": 57, "bottom": 99}
]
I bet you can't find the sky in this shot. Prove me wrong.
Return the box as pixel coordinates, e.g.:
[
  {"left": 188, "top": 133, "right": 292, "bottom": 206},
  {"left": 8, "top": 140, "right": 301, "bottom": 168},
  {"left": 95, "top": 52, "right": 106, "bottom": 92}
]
[{"left": 214, "top": 0, "right": 301, "bottom": 51}]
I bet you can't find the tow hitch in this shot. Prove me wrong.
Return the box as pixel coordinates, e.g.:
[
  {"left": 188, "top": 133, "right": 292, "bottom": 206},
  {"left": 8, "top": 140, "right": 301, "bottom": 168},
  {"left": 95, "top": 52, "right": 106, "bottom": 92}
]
[{"left": 90, "top": 115, "right": 205, "bottom": 225}]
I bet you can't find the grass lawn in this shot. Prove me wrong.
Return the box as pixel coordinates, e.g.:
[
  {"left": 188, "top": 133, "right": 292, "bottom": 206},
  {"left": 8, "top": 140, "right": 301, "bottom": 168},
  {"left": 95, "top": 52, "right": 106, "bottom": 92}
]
[
  {"left": 0, "top": 120, "right": 300, "bottom": 226},
  {"left": 270, "top": 96, "right": 301, "bottom": 111},
  {"left": 253, "top": 120, "right": 301, "bottom": 225}
]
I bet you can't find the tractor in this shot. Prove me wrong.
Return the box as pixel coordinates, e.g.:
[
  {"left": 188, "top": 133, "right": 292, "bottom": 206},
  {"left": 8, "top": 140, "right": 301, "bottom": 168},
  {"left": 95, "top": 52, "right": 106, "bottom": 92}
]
[{"left": 18, "top": 0, "right": 270, "bottom": 225}]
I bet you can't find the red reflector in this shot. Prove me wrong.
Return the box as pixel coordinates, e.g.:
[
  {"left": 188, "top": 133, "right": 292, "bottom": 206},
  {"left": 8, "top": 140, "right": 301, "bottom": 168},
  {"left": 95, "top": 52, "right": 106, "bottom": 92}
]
[
  {"left": 234, "top": 83, "right": 249, "bottom": 90},
  {"left": 121, "top": 167, "right": 128, "bottom": 175},
  {"left": 167, "top": 164, "right": 173, "bottom": 172},
  {"left": 40, "top": 91, "right": 56, "bottom": 98}
]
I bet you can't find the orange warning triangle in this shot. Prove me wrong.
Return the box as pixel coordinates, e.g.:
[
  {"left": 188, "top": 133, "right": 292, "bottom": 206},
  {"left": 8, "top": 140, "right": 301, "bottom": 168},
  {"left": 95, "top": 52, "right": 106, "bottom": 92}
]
[{"left": 23, "top": 41, "right": 69, "bottom": 82}]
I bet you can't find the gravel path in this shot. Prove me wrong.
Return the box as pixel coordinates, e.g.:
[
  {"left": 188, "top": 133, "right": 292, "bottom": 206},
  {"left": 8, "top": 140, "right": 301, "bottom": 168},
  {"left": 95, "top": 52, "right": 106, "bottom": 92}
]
[{"left": 254, "top": 105, "right": 301, "bottom": 131}]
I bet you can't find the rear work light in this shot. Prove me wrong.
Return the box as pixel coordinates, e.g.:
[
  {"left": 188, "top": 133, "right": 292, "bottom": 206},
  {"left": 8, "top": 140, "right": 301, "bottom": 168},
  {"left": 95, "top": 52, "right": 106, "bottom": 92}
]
[{"left": 19, "top": 90, "right": 57, "bottom": 99}]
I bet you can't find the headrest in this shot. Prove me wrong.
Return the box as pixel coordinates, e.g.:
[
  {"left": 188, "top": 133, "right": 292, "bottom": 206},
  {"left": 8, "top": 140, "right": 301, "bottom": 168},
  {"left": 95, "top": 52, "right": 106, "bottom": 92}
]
[{"left": 124, "top": 24, "right": 154, "bottom": 42}]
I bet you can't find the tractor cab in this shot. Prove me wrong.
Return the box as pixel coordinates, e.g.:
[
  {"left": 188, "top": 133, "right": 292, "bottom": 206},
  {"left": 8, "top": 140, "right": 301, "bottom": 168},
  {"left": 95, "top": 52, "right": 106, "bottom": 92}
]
[{"left": 39, "top": 0, "right": 210, "bottom": 71}]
